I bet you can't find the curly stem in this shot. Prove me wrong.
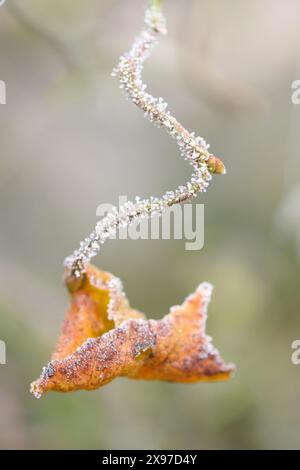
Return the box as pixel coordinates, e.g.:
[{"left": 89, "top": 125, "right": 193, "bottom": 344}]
[{"left": 64, "top": 2, "right": 226, "bottom": 286}]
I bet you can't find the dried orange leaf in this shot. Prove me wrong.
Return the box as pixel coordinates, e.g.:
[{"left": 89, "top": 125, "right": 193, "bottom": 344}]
[{"left": 30, "top": 265, "right": 234, "bottom": 398}]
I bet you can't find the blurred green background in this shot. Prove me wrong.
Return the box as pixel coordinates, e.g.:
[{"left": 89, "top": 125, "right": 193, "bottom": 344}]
[{"left": 0, "top": 0, "right": 300, "bottom": 450}]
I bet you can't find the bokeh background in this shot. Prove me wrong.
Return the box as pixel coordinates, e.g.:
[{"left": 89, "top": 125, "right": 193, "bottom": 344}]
[{"left": 0, "top": 0, "right": 300, "bottom": 450}]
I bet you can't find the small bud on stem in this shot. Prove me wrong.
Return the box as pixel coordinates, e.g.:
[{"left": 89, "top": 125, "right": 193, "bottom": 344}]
[{"left": 207, "top": 155, "right": 227, "bottom": 175}]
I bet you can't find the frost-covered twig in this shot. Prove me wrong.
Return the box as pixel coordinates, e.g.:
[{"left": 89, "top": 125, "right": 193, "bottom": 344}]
[{"left": 64, "top": 2, "right": 226, "bottom": 283}]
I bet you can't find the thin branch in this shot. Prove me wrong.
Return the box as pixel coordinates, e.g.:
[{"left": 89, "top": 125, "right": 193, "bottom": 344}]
[
  {"left": 150, "top": 0, "right": 162, "bottom": 9},
  {"left": 64, "top": 2, "right": 226, "bottom": 286}
]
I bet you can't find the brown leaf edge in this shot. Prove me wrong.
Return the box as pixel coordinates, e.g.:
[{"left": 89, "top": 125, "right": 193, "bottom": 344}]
[{"left": 30, "top": 265, "right": 235, "bottom": 398}]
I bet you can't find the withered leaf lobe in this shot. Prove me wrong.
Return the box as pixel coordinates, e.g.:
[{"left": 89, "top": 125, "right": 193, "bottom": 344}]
[{"left": 31, "top": 265, "right": 234, "bottom": 398}]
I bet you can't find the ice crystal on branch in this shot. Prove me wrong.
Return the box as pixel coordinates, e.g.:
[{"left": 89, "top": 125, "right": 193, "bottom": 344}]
[{"left": 64, "top": 3, "right": 226, "bottom": 280}]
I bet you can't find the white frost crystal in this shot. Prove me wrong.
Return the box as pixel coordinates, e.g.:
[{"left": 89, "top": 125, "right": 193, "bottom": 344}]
[{"left": 65, "top": 7, "right": 216, "bottom": 278}]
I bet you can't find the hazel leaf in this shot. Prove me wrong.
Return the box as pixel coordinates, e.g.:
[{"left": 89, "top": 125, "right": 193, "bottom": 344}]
[{"left": 30, "top": 265, "right": 234, "bottom": 398}]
